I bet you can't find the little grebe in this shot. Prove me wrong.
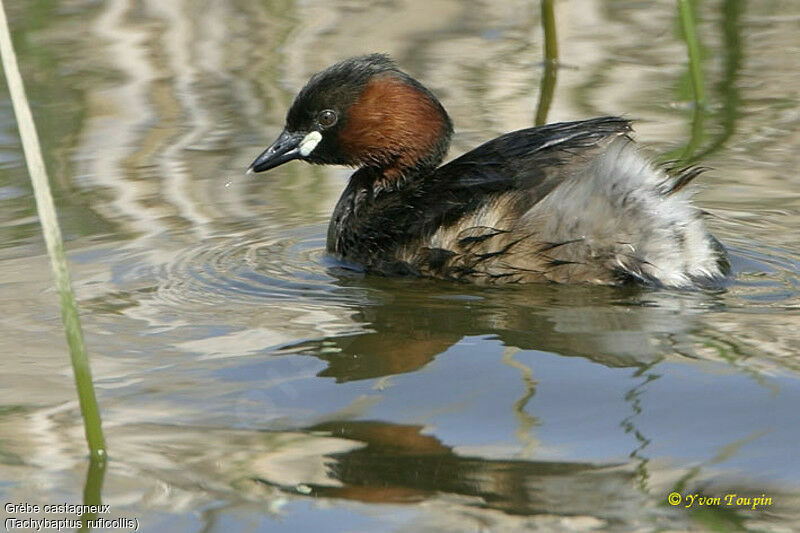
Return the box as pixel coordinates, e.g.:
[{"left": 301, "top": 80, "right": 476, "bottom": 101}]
[{"left": 249, "top": 54, "right": 729, "bottom": 287}]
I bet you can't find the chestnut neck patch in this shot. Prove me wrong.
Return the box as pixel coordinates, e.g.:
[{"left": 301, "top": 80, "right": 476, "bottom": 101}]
[{"left": 338, "top": 75, "right": 452, "bottom": 188}]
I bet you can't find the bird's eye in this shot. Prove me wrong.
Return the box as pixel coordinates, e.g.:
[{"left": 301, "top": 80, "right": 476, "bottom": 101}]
[{"left": 317, "top": 109, "right": 338, "bottom": 128}]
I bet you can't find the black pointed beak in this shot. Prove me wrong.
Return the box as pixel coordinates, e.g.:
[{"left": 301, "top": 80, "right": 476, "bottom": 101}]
[{"left": 248, "top": 130, "right": 304, "bottom": 174}]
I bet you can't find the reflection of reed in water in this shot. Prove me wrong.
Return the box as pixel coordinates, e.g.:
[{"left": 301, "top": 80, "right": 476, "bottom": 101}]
[{"left": 502, "top": 347, "right": 539, "bottom": 458}]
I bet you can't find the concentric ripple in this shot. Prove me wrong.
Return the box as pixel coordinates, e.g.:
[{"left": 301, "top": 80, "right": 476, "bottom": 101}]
[{"left": 152, "top": 224, "right": 367, "bottom": 310}]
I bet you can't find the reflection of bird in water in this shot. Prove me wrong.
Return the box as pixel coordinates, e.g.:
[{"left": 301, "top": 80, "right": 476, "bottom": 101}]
[
  {"left": 280, "top": 281, "right": 712, "bottom": 383},
  {"left": 250, "top": 54, "right": 728, "bottom": 287},
  {"left": 251, "top": 420, "right": 642, "bottom": 520}
]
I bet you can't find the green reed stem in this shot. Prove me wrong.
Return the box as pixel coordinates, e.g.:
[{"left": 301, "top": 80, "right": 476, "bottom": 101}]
[
  {"left": 79, "top": 455, "right": 107, "bottom": 532},
  {"left": 535, "top": 0, "right": 558, "bottom": 126},
  {"left": 691, "top": 0, "right": 743, "bottom": 161},
  {"left": 0, "top": 0, "right": 106, "bottom": 458},
  {"left": 680, "top": 96, "right": 706, "bottom": 160},
  {"left": 678, "top": 0, "right": 706, "bottom": 106}
]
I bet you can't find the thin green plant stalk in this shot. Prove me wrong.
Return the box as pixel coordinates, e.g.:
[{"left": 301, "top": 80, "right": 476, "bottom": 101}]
[
  {"left": 660, "top": 0, "right": 709, "bottom": 163},
  {"left": 678, "top": 0, "right": 706, "bottom": 106},
  {"left": 681, "top": 99, "right": 706, "bottom": 161},
  {"left": 0, "top": 0, "right": 106, "bottom": 458},
  {"left": 534, "top": 0, "right": 558, "bottom": 126},
  {"left": 79, "top": 455, "right": 107, "bottom": 532},
  {"left": 691, "top": 0, "right": 744, "bottom": 162}
]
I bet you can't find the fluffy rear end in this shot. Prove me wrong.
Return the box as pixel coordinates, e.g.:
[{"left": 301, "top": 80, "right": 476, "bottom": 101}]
[{"left": 518, "top": 138, "right": 728, "bottom": 286}]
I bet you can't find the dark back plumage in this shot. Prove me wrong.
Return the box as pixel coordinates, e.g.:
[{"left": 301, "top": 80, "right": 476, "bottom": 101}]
[{"left": 329, "top": 117, "right": 630, "bottom": 262}]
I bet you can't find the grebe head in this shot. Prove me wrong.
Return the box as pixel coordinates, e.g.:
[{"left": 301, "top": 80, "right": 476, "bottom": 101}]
[{"left": 248, "top": 54, "right": 453, "bottom": 182}]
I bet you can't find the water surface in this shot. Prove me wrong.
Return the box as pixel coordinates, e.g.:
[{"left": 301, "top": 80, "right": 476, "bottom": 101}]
[{"left": 1, "top": 0, "right": 800, "bottom": 531}]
